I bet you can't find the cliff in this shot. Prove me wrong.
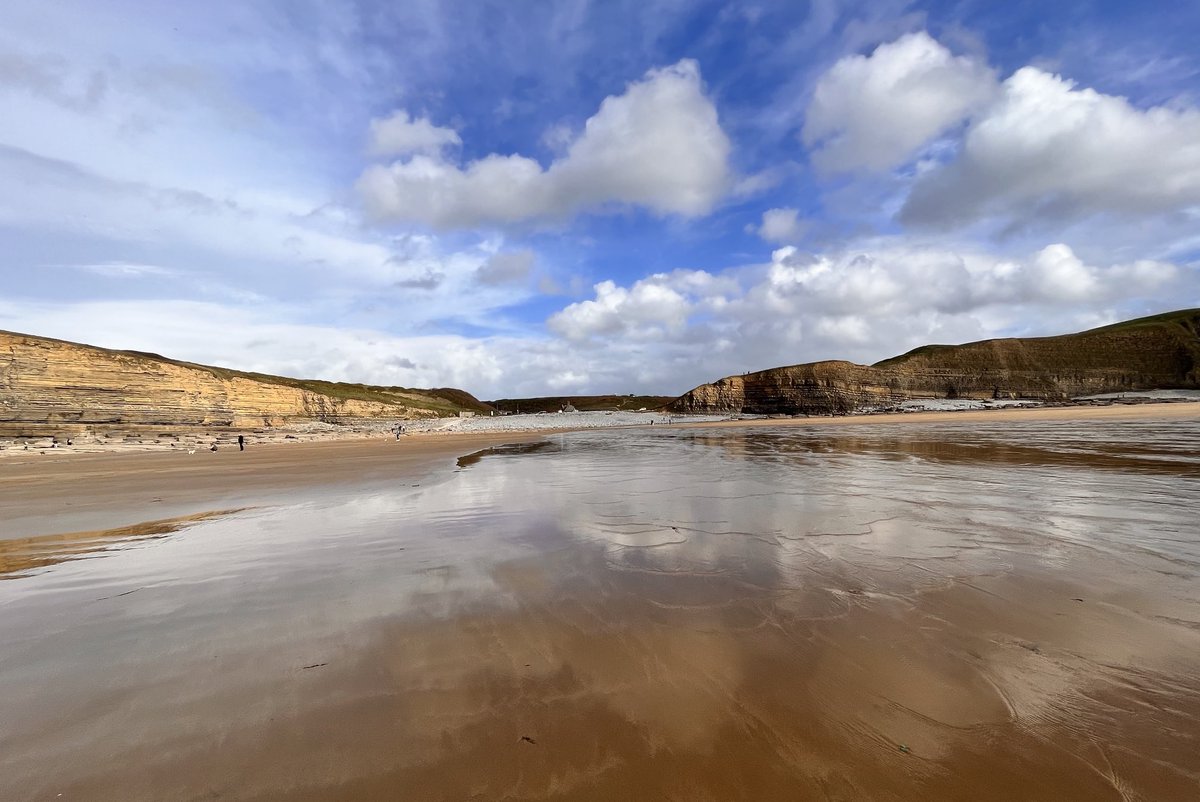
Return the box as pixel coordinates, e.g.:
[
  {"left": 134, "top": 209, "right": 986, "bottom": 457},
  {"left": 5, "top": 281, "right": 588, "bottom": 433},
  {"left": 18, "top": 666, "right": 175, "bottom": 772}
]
[
  {"left": 0, "top": 330, "right": 490, "bottom": 436},
  {"left": 671, "top": 309, "right": 1200, "bottom": 415}
]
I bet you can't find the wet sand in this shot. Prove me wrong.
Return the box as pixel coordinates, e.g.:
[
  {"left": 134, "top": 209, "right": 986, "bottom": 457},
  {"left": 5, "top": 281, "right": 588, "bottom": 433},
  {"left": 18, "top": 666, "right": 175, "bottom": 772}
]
[
  {"left": 3, "top": 402, "right": 1195, "bottom": 540},
  {"left": 0, "top": 431, "right": 544, "bottom": 539},
  {"left": 2, "top": 412, "right": 1199, "bottom": 800}
]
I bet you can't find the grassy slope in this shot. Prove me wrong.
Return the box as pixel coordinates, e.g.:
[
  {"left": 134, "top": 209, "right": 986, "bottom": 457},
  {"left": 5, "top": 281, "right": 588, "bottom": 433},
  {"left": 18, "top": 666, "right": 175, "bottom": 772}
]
[
  {"left": 872, "top": 308, "right": 1200, "bottom": 369},
  {"left": 145, "top": 361, "right": 495, "bottom": 416}
]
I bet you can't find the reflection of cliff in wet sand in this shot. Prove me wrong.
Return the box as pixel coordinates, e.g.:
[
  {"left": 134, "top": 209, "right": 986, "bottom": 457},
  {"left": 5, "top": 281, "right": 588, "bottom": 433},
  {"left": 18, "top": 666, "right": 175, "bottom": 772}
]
[
  {"left": 0, "top": 511, "right": 239, "bottom": 578},
  {"left": 0, "top": 430, "right": 545, "bottom": 539}
]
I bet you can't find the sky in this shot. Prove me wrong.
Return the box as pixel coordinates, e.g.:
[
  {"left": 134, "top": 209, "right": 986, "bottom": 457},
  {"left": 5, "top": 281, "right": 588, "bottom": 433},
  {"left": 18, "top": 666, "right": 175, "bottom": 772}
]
[{"left": 2, "top": 0, "right": 1199, "bottom": 399}]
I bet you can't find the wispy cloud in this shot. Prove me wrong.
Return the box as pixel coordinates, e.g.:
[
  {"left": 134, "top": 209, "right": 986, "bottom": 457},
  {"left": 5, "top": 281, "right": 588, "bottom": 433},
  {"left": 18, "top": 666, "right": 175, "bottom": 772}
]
[{"left": 65, "top": 262, "right": 179, "bottom": 278}]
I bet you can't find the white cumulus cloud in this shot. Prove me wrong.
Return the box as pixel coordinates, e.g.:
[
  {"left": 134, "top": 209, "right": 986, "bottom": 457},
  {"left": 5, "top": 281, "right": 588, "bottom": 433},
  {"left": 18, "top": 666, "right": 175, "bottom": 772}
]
[
  {"left": 755, "top": 207, "right": 809, "bottom": 243},
  {"left": 548, "top": 274, "right": 701, "bottom": 342},
  {"left": 760, "top": 242, "right": 1178, "bottom": 317},
  {"left": 803, "top": 31, "right": 997, "bottom": 173},
  {"left": 901, "top": 66, "right": 1200, "bottom": 227},
  {"left": 542, "top": 240, "right": 1187, "bottom": 386},
  {"left": 358, "top": 60, "right": 733, "bottom": 228},
  {"left": 368, "top": 110, "right": 462, "bottom": 157},
  {"left": 2, "top": 240, "right": 1189, "bottom": 400}
]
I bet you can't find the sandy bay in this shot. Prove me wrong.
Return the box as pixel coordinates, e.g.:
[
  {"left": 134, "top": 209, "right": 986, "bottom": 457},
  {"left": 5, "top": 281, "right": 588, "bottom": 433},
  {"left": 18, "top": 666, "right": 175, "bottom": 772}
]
[{"left": 1, "top": 404, "right": 1198, "bottom": 800}]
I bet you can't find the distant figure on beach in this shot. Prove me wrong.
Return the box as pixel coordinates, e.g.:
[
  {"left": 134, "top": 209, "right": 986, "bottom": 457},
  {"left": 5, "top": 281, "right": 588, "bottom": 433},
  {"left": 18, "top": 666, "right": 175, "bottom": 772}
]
[
  {"left": 393, "top": 423, "right": 404, "bottom": 440},
  {"left": 210, "top": 442, "right": 218, "bottom": 452},
  {"left": 66, "top": 438, "right": 72, "bottom": 446},
  {"left": 238, "top": 435, "right": 245, "bottom": 451}
]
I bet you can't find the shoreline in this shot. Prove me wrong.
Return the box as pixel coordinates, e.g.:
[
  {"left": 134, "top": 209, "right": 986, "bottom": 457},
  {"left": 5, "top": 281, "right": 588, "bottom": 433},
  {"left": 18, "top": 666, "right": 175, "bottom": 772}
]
[
  {"left": 0, "top": 431, "right": 545, "bottom": 541},
  {"left": 674, "top": 399, "right": 1200, "bottom": 429},
  {"left": 2, "top": 406, "right": 1197, "bottom": 799},
  {"left": 3, "top": 397, "right": 1197, "bottom": 461},
  {"left": 2, "top": 402, "right": 1196, "bottom": 541}
]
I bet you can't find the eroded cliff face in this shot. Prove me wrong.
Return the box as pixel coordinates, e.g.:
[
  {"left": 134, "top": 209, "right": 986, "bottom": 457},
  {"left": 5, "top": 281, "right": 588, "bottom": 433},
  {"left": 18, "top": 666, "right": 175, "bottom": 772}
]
[
  {"left": 672, "top": 310, "right": 1200, "bottom": 415},
  {"left": 0, "top": 332, "right": 451, "bottom": 435}
]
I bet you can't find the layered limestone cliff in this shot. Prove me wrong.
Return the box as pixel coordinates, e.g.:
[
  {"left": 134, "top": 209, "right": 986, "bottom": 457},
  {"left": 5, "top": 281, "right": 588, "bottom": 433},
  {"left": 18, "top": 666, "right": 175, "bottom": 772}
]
[
  {"left": 671, "top": 309, "right": 1200, "bottom": 415},
  {"left": 0, "top": 331, "right": 483, "bottom": 435}
]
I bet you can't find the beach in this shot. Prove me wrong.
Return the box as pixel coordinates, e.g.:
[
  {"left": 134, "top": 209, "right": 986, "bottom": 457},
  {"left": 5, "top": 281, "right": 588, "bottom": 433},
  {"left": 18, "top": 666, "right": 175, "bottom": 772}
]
[
  {"left": 9, "top": 0, "right": 1200, "bottom": 797},
  {"left": 0, "top": 431, "right": 547, "bottom": 540},
  {"left": 2, "top": 404, "right": 1199, "bottom": 800},
  {"left": 2, "top": 402, "right": 1196, "bottom": 540}
]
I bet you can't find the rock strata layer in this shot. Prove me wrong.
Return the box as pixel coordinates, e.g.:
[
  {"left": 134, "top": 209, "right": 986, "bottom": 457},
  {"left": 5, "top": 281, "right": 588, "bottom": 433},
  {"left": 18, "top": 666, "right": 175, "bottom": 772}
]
[
  {"left": 671, "top": 310, "right": 1200, "bottom": 415},
  {"left": 0, "top": 331, "right": 480, "bottom": 437}
]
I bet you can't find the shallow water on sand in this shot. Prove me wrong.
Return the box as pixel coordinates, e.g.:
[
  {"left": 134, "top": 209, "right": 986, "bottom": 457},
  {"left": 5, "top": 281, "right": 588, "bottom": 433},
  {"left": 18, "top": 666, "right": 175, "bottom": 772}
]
[{"left": 2, "top": 421, "right": 1199, "bottom": 800}]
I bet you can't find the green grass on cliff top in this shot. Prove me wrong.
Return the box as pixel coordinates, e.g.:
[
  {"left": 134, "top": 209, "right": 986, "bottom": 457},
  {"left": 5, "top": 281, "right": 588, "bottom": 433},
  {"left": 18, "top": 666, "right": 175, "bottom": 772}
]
[{"left": 873, "top": 307, "right": 1199, "bottom": 368}]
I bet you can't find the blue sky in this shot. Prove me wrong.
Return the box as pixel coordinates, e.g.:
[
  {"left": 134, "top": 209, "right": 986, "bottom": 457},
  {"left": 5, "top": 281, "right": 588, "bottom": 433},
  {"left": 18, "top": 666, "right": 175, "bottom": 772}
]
[{"left": 2, "top": 0, "right": 1198, "bottom": 398}]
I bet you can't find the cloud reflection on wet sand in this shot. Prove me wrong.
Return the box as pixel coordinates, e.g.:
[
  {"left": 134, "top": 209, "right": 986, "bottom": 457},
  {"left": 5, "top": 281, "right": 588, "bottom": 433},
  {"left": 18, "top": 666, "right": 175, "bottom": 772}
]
[{"left": 1, "top": 421, "right": 1198, "bottom": 800}]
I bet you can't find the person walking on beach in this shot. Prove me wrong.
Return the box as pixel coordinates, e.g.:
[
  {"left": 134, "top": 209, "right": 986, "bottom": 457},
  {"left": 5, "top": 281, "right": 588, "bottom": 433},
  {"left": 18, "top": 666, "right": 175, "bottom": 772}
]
[{"left": 238, "top": 434, "right": 245, "bottom": 451}]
